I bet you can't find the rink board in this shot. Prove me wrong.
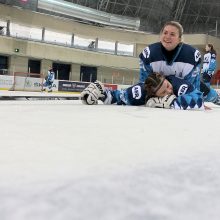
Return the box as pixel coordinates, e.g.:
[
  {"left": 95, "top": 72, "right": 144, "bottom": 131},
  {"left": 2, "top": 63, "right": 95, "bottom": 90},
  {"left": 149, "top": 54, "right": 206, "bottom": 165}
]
[{"left": 0, "top": 91, "right": 80, "bottom": 100}]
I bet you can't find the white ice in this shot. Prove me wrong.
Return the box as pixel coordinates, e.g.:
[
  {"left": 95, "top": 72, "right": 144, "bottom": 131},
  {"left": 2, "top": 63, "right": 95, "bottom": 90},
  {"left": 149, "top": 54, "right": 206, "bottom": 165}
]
[{"left": 1, "top": 96, "right": 220, "bottom": 220}]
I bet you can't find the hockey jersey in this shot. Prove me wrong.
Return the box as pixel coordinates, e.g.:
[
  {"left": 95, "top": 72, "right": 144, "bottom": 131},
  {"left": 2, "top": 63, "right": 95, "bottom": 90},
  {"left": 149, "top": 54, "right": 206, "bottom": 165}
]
[
  {"left": 46, "top": 70, "right": 55, "bottom": 83},
  {"left": 139, "top": 42, "right": 201, "bottom": 90},
  {"left": 202, "top": 51, "right": 217, "bottom": 83},
  {"left": 104, "top": 75, "right": 203, "bottom": 109}
]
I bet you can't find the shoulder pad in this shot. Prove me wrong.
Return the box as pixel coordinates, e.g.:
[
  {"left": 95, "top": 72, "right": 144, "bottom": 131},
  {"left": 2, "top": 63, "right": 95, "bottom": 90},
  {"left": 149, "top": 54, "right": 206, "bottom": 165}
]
[
  {"left": 194, "top": 50, "right": 201, "bottom": 62},
  {"left": 142, "top": 46, "right": 150, "bottom": 59},
  {"left": 211, "top": 53, "right": 216, "bottom": 58}
]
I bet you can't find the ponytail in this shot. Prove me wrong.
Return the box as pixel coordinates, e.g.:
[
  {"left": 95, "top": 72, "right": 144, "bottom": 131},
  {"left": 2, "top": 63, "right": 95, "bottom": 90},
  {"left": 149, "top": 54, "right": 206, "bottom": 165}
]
[{"left": 208, "top": 43, "right": 217, "bottom": 55}]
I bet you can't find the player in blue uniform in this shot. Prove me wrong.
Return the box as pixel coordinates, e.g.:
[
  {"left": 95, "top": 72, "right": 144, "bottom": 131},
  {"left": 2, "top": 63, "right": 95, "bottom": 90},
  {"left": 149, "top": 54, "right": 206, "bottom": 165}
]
[
  {"left": 139, "top": 21, "right": 220, "bottom": 106},
  {"left": 80, "top": 72, "right": 204, "bottom": 110},
  {"left": 81, "top": 21, "right": 218, "bottom": 109},
  {"left": 42, "top": 67, "right": 55, "bottom": 92},
  {"left": 200, "top": 44, "right": 219, "bottom": 103},
  {"left": 202, "top": 44, "right": 217, "bottom": 85}
]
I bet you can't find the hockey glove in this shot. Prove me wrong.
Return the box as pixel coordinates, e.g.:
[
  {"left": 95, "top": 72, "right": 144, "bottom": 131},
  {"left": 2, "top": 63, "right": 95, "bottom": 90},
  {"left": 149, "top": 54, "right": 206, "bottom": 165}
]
[
  {"left": 146, "top": 94, "right": 176, "bottom": 109},
  {"left": 81, "top": 81, "right": 105, "bottom": 105}
]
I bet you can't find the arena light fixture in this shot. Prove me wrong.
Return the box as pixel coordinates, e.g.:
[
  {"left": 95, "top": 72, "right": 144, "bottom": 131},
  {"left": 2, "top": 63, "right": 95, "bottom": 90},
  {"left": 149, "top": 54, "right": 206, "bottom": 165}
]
[{"left": 37, "top": 0, "right": 140, "bottom": 30}]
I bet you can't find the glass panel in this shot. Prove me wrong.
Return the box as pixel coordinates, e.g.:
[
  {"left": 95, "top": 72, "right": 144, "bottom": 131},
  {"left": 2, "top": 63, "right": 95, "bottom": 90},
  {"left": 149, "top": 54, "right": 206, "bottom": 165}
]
[
  {"left": 98, "top": 40, "right": 115, "bottom": 54},
  {"left": 10, "top": 23, "right": 42, "bottom": 40},
  {"left": 117, "top": 43, "right": 134, "bottom": 56},
  {"left": 74, "top": 36, "right": 95, "bottom": 48},
  {"left": 44, "top": 30, "right": 72, "bottom": 45}
]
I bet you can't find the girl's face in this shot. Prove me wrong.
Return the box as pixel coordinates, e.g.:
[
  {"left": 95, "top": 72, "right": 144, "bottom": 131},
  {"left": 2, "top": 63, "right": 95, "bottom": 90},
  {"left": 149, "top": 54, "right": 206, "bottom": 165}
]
[
  {"left": 155, "top": 79, "right": 173, "bottom": 97},
  {"left": 205, "top": 44, "right": 210, "bottom": 52},
  {"left": 160, "top": 25, "right": 181, "bottom": 51}
]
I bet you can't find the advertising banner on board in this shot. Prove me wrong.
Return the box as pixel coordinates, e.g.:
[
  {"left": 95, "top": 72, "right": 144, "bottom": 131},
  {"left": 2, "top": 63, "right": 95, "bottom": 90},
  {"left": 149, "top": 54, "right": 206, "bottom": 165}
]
[{"left": 58, "top": 81, "right": 89, "bottom": 92}]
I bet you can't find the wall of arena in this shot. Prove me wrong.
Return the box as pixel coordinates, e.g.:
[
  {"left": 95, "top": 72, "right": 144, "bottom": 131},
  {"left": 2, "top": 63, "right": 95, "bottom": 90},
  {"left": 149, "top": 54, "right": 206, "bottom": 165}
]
[{"left": 0, "top": 3, "right": 220, "bottom": 85}]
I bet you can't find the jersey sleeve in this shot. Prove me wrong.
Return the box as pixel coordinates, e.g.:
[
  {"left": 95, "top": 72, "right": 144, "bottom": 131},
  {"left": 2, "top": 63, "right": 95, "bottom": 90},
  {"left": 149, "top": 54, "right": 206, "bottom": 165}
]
[
  {"left": 183, "top": 49, "right": 201, "bottom": 90},
  {"left": 208, "top": 53, "right": 217, "bottom": 72},
  {"left": 139, "top": 46, "right": 154, "bottom": 83},
  {"left": 102, "top": 83, "right": 147, "bottom": 106},
  {"left": 167, "top": 75, "right": 203, "bottom": 110},
  {"left": 184, "top": 64, "right": 201, "bottom": 90},
  {"left": 175, "top": 89, "right": 203, "bottom": 110}
]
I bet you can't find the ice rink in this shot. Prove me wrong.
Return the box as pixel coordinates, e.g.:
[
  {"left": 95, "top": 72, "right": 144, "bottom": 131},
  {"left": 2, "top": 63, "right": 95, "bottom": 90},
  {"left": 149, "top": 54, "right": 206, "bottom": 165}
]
[{"left": 1, "top": 96, "right": 220, "bottom": 220}]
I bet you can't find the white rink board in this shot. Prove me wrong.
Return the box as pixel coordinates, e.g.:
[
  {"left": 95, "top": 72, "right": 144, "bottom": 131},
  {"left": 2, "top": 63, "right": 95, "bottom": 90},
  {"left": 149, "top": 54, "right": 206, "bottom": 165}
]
[{"left": 0, "top": 75, "right": 58, "bottom": 92}]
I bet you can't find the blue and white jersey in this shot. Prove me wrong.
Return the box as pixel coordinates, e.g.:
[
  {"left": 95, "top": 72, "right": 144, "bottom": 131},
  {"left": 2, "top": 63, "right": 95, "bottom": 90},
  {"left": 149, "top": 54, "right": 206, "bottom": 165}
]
[
  {"left": 201, "top": 51, "right": 218, "bottom": 101},
  {"left": 202, "top": 51, "right": 216, "bottom": 74},
  {"left": 139, "top": 42, "right": 201, "bottom": 90},
  {"left": 105, "top": 75, "right": 203, "bottom": 109},
  {"left": 43, "top": 70, "right": 55, "bottom": 91},
  {"left": 47, "top": 70, "right": 55, "bottom": 83}
]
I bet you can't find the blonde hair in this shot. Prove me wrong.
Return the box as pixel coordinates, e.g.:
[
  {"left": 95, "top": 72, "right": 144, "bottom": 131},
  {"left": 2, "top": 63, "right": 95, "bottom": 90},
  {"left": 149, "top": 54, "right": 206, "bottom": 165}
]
[{"left": 161, "top": 21, "right": 184, "bottom": 40}]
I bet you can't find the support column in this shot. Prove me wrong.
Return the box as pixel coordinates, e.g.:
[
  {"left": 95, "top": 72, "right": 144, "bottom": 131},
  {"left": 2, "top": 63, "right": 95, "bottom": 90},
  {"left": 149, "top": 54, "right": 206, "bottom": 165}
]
[
  {"left": 42, "top": 27, "right": 45, "bottom": 41},
  {"left": 6, "top": 20, "right": 10, "bottom": 36},
  {"left": 115, "top": 41, "right": 118, "bottom": 55},
  {"left": 71, "top": 34, "right": 74, "bottom": 47}
]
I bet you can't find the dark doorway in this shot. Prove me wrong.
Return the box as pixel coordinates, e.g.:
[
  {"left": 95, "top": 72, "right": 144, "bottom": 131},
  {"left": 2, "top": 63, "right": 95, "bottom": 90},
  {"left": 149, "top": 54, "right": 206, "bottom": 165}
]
[
  {"left": 28, "top": 59, "right": 41, "bottom": 74},
  {"left": 0, "top": 55, "right": 8, "bottom": 74},
  {"left": 80, "top": 66, "right": 97, "bottom": 82},
  {"left": 53, "top": 63, "right": 71, "bottom": 80}
]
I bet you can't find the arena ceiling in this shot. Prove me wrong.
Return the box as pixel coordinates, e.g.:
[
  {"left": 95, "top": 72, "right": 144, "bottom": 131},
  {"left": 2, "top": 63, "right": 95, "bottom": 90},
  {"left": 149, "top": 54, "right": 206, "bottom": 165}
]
[
  {"left": 64, "top": 0, "right": 220, "bottom": 36},
  {"left": 0, "top": 0, "right": 219, "bottom": 36}
]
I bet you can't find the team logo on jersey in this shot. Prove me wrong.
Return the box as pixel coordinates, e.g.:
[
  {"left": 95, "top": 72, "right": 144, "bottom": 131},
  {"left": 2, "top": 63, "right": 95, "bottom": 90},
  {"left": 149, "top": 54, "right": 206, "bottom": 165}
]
[
  {"left": 212, "top": 53, "right": 216, "bottom": 58},
  {"left": 143, "top": 47, "right": 150, "bottom": 58},
  {"left": 178, "top": 84, "right": 188, "bottom": 96},
  {"left": 132, "top": 85, "right": 141, "bottom": 99},
  {"left": 194, "top": 50, "right": 201, "bottom": 62},
  {"left": 204, "top": 56, "right": 209, "bottom": 62}
]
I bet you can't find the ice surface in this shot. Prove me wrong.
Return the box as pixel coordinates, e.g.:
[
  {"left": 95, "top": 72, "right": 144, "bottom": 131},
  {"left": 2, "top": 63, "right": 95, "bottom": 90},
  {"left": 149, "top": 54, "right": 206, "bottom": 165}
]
[{"left": 1, "top": 97, "right": 220, "bottom": 220}]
